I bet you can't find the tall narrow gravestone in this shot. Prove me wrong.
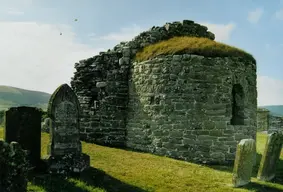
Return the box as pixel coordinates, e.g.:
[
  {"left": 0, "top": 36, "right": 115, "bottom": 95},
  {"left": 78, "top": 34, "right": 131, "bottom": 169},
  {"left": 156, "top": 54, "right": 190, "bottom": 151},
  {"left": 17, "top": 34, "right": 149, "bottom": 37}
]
[
  {"left": 45, "top": 84, "right": 90, "bottom": 174},
  {"left": 232, "top": 139, "right": 256, "bottom": 187},
  {"left": 4, "top": 106, "right": 42, "bottom": 169},
  {"left": 257, "top": 132, "right": 283, "bottom": 181}
]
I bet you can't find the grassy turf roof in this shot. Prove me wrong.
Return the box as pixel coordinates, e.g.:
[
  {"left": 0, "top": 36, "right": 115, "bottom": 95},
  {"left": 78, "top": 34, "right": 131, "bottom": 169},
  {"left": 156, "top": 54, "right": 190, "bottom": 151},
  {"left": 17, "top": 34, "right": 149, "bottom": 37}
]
[{"left": 135, "top": 36, "right": 256, "bottom": 63}]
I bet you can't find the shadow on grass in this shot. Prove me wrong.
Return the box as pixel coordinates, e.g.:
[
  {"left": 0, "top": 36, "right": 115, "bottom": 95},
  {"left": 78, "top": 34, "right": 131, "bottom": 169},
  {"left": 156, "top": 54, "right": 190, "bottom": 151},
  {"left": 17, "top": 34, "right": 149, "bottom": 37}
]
[
  {"left": 204, "top": 153, "right": 283, "bottom": 191},
  {"left": 240, "top": 182, "right": 283, "bottom": 192},
  {"left": 29, "top": 167, "right": 147, "bottom": 192},
  {"left": 205, "top": 153, "right": 263, "bottom": 175},
  {"left": 79, "top": 167, "right": 147, "bottom": 192}
]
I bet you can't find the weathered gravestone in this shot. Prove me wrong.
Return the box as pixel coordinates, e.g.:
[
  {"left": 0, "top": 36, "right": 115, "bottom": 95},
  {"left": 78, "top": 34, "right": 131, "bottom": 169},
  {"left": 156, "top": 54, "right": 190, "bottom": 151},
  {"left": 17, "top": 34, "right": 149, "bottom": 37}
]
[
  {"left": 41, "top": 117, "right": 51, "bottom": 133},
  {"left": 0, "top": 140, "right": 29, "bottom": 192},
  {"left": 257, "top": 132, "right": 283, "bottom": 181},
  {"left": 232, "top": 139, "right": 256, "bottom": 187},
  {"left": 45, "top": 84, "right": 90, "bottom": 174},
  {"left": 4, "top": 106, "right": 42, "bottom": 169}
]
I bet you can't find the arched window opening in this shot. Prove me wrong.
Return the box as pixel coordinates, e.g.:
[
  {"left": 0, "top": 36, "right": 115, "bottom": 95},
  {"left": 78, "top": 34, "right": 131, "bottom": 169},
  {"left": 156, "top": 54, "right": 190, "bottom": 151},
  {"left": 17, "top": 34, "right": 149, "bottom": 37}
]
[{"left": 230, "top": 84, "right": 245, "bottom": 125}]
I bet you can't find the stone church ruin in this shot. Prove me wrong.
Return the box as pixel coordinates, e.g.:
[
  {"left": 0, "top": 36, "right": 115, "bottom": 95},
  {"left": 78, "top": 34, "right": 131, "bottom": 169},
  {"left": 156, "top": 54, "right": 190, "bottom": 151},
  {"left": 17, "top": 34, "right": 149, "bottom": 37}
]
[{"left": 70, "top": 19, "right": 257, "bottom": 164}]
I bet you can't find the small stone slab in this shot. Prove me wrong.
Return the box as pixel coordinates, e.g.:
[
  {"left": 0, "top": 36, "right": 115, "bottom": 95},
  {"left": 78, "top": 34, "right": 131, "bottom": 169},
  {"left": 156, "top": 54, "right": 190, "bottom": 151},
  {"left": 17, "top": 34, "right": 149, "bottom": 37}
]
[
  {"left": 232, "top": 139, "right": 256, "bottom": 187},
  {"left": 257, "top": 132, "right": 283, "bottom": 181}
]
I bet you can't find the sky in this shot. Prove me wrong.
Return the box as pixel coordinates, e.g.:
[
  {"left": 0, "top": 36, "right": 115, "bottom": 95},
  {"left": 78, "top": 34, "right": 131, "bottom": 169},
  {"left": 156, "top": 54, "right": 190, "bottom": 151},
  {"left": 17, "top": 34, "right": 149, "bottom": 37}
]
[{"left": 0, "top": 0, "right": 282, "bottom": 106}]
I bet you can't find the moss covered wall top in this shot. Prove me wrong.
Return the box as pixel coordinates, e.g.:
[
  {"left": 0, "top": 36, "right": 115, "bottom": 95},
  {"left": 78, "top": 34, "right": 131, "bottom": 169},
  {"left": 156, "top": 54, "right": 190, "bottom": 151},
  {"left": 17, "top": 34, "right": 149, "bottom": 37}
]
[
  {"left": 135, "top": 37, "right": 255, "bottom": 64},
  {"left": 114, "top": 20, "right": 215, "bottom": 56}
]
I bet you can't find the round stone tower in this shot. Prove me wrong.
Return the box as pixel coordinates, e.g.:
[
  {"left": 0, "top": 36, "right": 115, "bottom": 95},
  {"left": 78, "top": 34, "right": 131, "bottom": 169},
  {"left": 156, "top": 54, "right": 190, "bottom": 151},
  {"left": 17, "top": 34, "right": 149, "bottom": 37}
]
[{"left": 126, "top": 38, "right": 257, "bottom": 165}]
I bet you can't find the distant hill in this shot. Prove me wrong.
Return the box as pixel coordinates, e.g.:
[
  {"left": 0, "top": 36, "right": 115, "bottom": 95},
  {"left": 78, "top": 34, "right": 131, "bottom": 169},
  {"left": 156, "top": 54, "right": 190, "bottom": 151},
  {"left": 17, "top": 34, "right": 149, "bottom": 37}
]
[
  {"left": 0, "top": 85, "right": 51, "bottom": 111},
  {"left": 259, "top": 105, "right": 283, "bottom": 117}
]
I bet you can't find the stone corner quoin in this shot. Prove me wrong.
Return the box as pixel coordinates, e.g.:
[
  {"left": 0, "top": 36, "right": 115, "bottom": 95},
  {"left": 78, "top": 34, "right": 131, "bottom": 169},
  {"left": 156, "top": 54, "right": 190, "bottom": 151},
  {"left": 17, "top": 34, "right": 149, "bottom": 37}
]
[{"left": 70, "top": 19, "right": 257, "bottom": 165}]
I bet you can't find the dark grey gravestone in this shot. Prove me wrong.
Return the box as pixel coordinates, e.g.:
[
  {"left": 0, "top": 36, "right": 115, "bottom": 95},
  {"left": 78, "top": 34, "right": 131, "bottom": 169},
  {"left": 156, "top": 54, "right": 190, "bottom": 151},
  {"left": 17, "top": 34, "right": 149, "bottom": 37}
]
[
  {"left": 45, "top": 84, "right": 90, "bottom": 174},
  {"left": 4, "top": 106, "right": 42, "bottom": 169},
  {"left": 257, "top": 132, "right": 283, "bottom": 181}
]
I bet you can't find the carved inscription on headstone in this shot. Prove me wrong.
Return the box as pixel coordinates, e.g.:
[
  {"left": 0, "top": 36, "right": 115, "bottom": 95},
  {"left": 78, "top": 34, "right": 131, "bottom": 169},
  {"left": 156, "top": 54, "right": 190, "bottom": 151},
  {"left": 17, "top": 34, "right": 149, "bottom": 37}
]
[{"left": 53, "top": 101, "right": 80, "bottom": 155}]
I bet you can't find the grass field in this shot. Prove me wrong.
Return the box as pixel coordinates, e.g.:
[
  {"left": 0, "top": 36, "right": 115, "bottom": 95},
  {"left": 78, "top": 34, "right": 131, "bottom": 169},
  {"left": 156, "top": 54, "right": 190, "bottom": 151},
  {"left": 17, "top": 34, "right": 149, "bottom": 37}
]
[{"left": 0, "top": 129, "right": 283, "bottom": 192}]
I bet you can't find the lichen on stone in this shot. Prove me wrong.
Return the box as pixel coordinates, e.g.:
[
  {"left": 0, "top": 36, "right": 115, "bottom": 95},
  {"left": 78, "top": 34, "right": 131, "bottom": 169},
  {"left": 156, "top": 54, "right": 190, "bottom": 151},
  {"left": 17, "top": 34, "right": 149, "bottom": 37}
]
[{"left": 0, "top": 140, "right": 29, "bottom": 192}]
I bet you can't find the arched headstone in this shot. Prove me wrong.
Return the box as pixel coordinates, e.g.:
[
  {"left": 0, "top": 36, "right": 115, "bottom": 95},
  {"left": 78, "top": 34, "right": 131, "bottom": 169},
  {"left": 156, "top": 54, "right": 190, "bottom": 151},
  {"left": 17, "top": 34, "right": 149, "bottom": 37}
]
[{"left": 45, "top": 84, "right": 90, "bottom": 174}]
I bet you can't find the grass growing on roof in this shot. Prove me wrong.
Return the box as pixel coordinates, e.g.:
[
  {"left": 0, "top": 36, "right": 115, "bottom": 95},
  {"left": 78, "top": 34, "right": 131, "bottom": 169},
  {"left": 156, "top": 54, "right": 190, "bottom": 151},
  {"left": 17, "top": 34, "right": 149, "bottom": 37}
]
[{"left": 135, "top": 36, "right": 256, "bottom": 63}]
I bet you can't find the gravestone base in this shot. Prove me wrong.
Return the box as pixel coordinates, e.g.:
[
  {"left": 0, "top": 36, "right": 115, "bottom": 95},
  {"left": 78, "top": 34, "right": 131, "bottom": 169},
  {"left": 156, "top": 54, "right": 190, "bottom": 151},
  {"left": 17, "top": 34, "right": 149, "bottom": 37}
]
[
  {"left": 257, "top": 175, "right": 275, "bottom": 182},
  {"left": 29, "top": 159, "right": 48, "bottom": 174},
  {"left": 45, "top": 153, "right": 90, "bottom": 175}
]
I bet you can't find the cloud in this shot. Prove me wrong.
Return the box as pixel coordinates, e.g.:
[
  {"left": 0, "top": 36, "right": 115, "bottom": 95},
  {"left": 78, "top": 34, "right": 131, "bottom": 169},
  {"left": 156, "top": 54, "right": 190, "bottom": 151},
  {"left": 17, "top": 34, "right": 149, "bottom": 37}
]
[
  {"left": 257, "top": 76, "right": 283, "bottom": 106},
  {"left": 0, "top": 0, "right": 32, "bottom": 10},
  {"left": 6, "top": 8, "right": 24, "bottom": 15},
  {"left": 199, "top": 22, "right": 236, "bottom": 42},
  {"left": 0, "top": 20, "right": 236, "bottom": 95},
  {"left": 275, "top": 8, "right": 283, "bottom": 20},
  {"left": 93, "top": 24, "right": 146, "bottom": 42},
  {"left": 94, "top": 22, "right": 236, "bottom": 45},
  {"left": 247, "top": 8, "right": 264, "bottom": 24},
  {"left": 0, "top": 21, "right": 103, "bottom": 94}
]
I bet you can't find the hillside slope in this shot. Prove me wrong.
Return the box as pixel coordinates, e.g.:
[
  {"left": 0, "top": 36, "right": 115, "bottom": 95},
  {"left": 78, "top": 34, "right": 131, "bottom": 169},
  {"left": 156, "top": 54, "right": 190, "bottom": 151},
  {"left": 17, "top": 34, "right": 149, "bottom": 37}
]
[
  {"left": 259, "top": 105, "right": 283, "bottom": 116},
  {"left": 0, "top": 85, "right": 51, "bottom": 111}
]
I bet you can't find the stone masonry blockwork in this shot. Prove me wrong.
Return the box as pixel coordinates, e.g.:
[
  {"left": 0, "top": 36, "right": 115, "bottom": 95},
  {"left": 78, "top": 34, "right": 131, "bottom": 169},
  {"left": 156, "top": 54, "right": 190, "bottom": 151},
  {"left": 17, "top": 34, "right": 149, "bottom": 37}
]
[
  {"left": 127, "top": 55, "right": 257, "bottom": 164},
  {"left": 71, "top": 20, "right": 215, "bottom": 147},
  {"left": 70, "top": 19, "right": 257, "bottom": 164},
  {"left": 257, "top": 109, "right": 269, "bottom": 131}
]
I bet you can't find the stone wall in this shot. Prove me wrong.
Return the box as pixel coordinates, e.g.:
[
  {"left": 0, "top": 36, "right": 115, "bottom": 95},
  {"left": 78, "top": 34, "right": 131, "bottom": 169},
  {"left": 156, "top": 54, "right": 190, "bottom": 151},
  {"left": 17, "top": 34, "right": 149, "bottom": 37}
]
[
  {"left": 268, "top": 115, "right": 283, "bottom": 133},
  {"left": 70, "top": 19, "right": 257, "bottom": 164},
  {"left": 257, "top": 109, "right": 269, "bottom": 131},
  {"left": 256, "top": 108, "right": 283, "bottom": 133},
  {"left": 71, "top": 52, "right": 128, "bottom": 146},
  {"left": 70, "top": 20, "right": 215, "bottom": 146},
  {"left": 126, "top": 54, "right": 256, "bottom": 164}
]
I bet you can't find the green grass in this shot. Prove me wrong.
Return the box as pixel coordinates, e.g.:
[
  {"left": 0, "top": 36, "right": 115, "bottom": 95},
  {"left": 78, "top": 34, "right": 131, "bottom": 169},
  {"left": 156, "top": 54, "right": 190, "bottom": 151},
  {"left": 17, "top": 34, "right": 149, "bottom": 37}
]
[
  {"left": 0, "top": 129, "right": 283, "bottom": 192},
  {"left": 135, "top": 36, "right": 256, "bottom": 63}
]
